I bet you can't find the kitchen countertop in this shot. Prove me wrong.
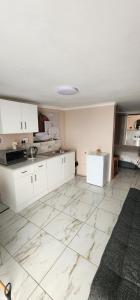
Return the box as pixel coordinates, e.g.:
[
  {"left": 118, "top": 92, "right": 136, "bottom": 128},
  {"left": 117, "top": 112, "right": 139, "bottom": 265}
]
[
  {"left": 0, "top": 150, "right": 74, "bottom": 171},
  {"left": 0, "top": 157, "right": 47, "bottom": 171}
]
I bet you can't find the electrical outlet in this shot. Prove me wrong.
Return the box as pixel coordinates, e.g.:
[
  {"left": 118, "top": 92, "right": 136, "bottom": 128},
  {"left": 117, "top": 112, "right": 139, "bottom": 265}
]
[{"left": 22, "top": 137, "right": 29, "bottom": 143}]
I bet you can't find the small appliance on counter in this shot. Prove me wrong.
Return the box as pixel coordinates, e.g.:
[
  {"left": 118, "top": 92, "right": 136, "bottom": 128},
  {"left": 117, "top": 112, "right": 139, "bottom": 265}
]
[
  {"left": 0, "top": 149, "right": 27, "bottom": 165},
  {"left": 27, "top": 146, "right": 38, "bottom": 159}
]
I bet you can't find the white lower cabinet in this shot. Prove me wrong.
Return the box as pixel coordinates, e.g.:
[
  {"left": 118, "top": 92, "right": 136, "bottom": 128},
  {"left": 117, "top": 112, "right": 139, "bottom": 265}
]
[
  {"left": 47, "top": 152, "right": 75, "bottom": 192},
  {"left": 47, "top": 156, "right": 64, "bottom": 192},
  {"left": 63, "top": 152, "right": 75, "bottom": 183},
  {"left": 33, "top": 163, "right": 47, "bottom": 198},
  {"left": 0, "top": 152, "right": 75, "bottom": 212},
  {"left": 15, "top": 171, "right": 34, "bottom": 211},
  {"left": 0, "top": 161, "right": 47, "bottom": 212}
]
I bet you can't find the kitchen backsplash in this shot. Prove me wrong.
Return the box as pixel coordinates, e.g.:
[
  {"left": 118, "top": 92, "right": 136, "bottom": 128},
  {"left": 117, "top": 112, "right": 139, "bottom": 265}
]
[
  {"left": 0, "top": 133, "right": 33, "bottom": 150},
  {"left": 33, "top": 139, "right": 62, "bottom": 154},
  {"left": 0, "top": 133, "right": 62, "bottom": 154}
]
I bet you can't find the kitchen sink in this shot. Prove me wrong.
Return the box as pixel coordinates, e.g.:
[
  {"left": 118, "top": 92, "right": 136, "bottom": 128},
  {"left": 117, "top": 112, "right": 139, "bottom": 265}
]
[{"left": 39, "top": 150, "right": 68, "bottom": 157}]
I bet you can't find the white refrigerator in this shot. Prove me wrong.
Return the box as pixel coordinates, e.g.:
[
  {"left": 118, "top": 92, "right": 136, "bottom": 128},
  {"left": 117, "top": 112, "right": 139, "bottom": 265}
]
[{"left": 86, "top": 152, "right": 109, "bottom": 187}]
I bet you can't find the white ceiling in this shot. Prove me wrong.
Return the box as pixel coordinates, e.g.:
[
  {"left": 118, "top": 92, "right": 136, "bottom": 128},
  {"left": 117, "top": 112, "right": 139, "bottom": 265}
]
[{"left": 0, "top": 0, "right": 140, "bottom": 111}]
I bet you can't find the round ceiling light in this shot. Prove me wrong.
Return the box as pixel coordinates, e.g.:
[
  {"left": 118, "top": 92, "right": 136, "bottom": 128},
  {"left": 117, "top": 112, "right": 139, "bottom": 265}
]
[{"left": 57, "top": 85, "right": 79, "bottom": 95}]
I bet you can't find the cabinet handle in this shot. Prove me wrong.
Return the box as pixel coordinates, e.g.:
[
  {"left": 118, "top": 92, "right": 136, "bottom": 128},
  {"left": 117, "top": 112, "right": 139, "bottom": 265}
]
[
  {"left": 35, "top": 174, "right": 37, "bottom": 181},
  {"left": 64, "top": 157, "right": 66, "bottom": 163},
  {"left": 25, "top": 122, "right": 27, "bottom": 129},
  {"left": 20, "top": 122, "right": 23, "bottom": 130},
  {"left": 31, "top": 176, "right": 33, "bottom": 183},
  {"left": 38, "top": 165, "right": 43, "bottom": 168},
  {"left": 21, "top": 170, "right": 27, "bottom": 174},
  {"left": 62, "top": 158, "right": 63, "bottom": 164}
]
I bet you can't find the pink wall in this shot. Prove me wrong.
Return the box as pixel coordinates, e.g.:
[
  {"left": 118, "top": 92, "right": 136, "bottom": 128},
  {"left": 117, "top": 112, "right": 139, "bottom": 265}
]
[
  {"left": 0, "top": 133, "right": 33, "bottom": 150},
  {"left": 64, "top": 105, "right": 115, "bottom": 181}
]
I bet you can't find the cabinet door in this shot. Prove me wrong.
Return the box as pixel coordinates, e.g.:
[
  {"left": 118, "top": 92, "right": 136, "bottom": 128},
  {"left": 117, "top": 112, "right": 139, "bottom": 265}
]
[
  {"left": 63, "top": 152, "right": 75, "bottom": 182},
  {"left": 34, "top": 163, "right": 47, "bottom": 198},
  {"left": 21, "top": 103, "right": 38, "bottom": 133},
  {"left": 15, "top": 172, "right": 34, "bottom": 211},
  {"left": 47, "top": 156, "right": 64, "bottom": 192},
  {"left": 0, "top": 100, "right": 22, "bottom": 133}
]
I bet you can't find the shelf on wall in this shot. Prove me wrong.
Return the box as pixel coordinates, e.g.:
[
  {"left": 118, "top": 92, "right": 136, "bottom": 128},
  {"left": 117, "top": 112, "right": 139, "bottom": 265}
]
[{"left": 115, "top": 144, "right": 140, "bottom": 152}]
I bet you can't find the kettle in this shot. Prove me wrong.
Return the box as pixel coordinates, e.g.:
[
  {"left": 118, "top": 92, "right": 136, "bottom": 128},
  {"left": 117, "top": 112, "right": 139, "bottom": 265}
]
[{"left": 28, "top": 146, "right": 38, "bottom": 159}]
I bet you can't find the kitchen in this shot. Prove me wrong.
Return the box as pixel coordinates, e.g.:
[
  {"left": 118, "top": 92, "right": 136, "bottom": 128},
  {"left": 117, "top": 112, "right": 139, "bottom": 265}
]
[
  {"left": 0, "top": 99, "right": 75, "bottom": 213},
  {"left": 0, "top": 1, "right": 140, "bottom": 299},
  {"left": 0, "top": 99, "right": 140, "bottom": 214}
]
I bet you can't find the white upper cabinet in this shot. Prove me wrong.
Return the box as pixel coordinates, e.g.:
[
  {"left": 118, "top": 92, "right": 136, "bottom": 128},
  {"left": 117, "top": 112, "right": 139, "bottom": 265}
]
[
  {"left": 0, "top": 100, "right": 22, "bottom": 133},
  {"left": 21, "top": 103, "right": 38, "bottom": 133},
  {"left": 0, "top": 99, "right": 38, "bottom": 134}
]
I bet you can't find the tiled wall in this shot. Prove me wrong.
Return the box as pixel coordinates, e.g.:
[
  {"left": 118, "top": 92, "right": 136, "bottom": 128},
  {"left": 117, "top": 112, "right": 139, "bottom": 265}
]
[{"left": 33, "top": 139, "right": 62, "bottom": 154}]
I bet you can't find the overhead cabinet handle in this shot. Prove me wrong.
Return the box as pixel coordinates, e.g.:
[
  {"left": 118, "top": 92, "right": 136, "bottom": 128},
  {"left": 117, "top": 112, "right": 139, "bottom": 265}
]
[
  {"left": 35, "top": 174, "right": 37, "bottom": 181},
  {"left": 20, "top": 122, "right": 23, "bottom": 130},
  {"left": 21, "top": 170, "right": 27, "bottom": 173},
  {"left": 25, "top": 122, "right": 27, "bottom": 129},
  {"left": 38, "top": 165, "right": 43, "bottom": 168}
]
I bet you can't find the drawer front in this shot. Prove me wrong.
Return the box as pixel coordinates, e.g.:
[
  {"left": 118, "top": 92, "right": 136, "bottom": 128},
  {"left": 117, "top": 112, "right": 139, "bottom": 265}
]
[
  {"left": 14, "top": 166, "right": 33, "bottom": 178},
  {"left": 34, "top": 161, "right": 46, "bottom": 170}
]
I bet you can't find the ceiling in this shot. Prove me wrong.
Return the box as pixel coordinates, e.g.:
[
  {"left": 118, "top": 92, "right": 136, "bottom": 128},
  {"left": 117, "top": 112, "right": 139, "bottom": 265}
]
[{"left": 0, "top": 0, "right": 140, "bottom": 111}]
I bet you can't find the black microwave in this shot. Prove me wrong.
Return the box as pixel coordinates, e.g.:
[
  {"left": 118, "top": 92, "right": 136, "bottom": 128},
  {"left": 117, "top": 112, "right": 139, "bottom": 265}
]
[{"left": 0, "top": 149, "right": 27, "bottom": 165}]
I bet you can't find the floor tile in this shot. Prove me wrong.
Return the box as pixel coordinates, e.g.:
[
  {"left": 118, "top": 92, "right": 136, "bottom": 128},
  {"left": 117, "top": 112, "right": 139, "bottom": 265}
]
[
  {"left": 0, "top": 215, "right": 28, "bottom": 246},
  {"left": 21, "top": 201, "right": 59, "bottom": 228},
  {"left": 99, "top": 196, "right": 124, "bottom": 214},
  {"left": 29, "top": 285, "right": 52, "bottom": 300},
  {"left": 44, "top": 212, "right": 83, "bottom": 245},
  {"left": 0, "top": 257, "right": 37, "bottom": 300},
  {"left": 111, "top": 181, "right": 131, "bottom": 191},
  {"left": 20, "top": 200, "right": 42, "bottom": 217},
  {"left": 135, "top": 184, "right": 140, "bottom": 190},
  {"left": 86, "top": 208, "right": 118, "bottom": 235},
  {"left": 69, "top": 224, "right": 109, "bottom": 266},
  {"left": 15, "top": 230, "right": 65, "bottom": 283},
  {"left": 57, "top": 183, "right": 82, "bottom": 199},
  {"left": 41, "top": 247, "right": 97, "bottom": 300},
  {"left": 105, "top": 187, "right": 129, "bottom": 200},
  {"left": 46, "top": 193, "right": 73, "bottom": 211},
  {"left": 5, "top": 221, "right": 39, "bottom": 255},
  {"left": 0, "top": 209, "right": 19, "bottom": 230},
  {"left": 63, "top": 199, "right": 95, "bottom": 222},
  {"left": 0, "top": 245, "right": 11, "bottom": 265},
  {"left": 40, "top": 190, "right": 59, "bottom": 203},
  {"left": 77, "top": 181, "right": 105, "bottom": 195},
  {"left": 78, "top": 190, "right": 104, "bottom": 206},
  {"left": 0, "top": 202, "right": 8, "bottom": 213},
  {"left": 69, "top": 175, "right": 86, "bottom": 185}
]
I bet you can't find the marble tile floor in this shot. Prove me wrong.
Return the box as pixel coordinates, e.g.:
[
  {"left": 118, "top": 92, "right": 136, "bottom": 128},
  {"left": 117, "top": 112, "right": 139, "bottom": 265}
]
[{"left": 0, "top": 168, "right": 139, "bottom": 300}]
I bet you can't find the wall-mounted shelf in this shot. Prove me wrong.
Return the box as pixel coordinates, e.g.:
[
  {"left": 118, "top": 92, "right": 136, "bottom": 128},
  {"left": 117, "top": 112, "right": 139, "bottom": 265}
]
[{"left": 115, "top": 144, "right": 140, "bottom": 152}]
